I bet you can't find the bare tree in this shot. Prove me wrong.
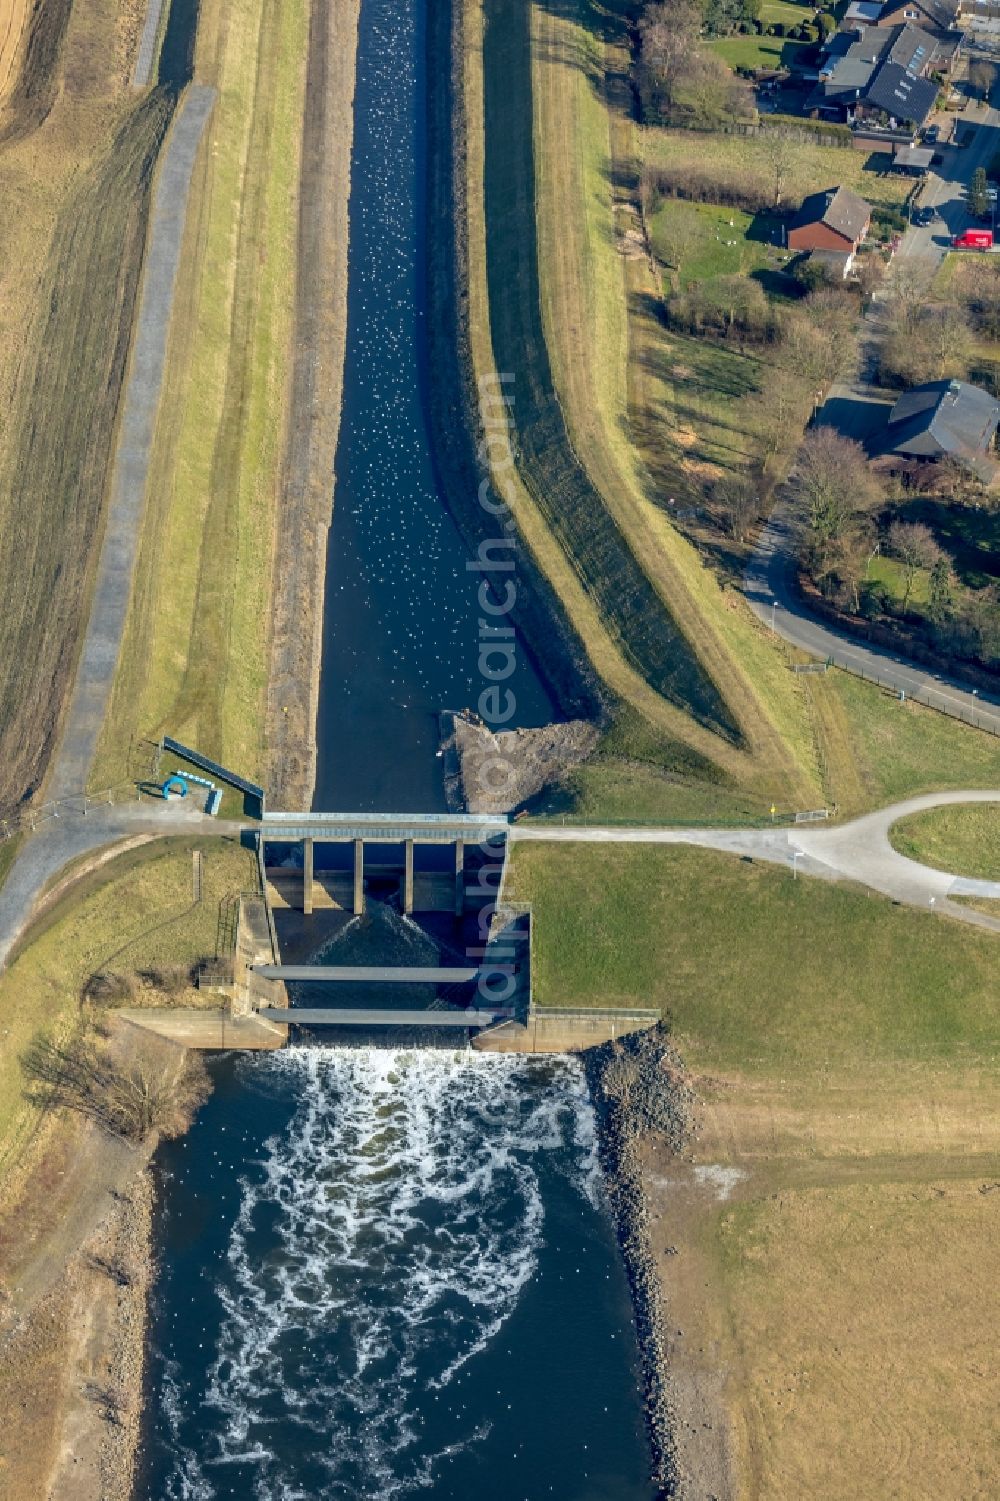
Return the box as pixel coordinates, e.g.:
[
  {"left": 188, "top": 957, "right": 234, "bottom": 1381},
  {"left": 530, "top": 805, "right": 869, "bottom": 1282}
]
[
  {"left": 22, "top": 1034, "right": 209, "bottom": 1142},
  {"left": 713, "top": 472, "right": 762, "bottom": 541},
  {"left": 887, "top": 519, "right": 944, "bottom": 611},
  {"left": 787, "top": 428, "right": 883, "bottom": 570},
  {"left": 761, "top": 131, "right": 796, "bottom": 209}
]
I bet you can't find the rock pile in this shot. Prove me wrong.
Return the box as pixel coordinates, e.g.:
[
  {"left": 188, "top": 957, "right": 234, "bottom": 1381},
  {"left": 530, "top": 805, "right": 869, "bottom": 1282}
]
[{"left": 585, "top": 1024, "right": 696, "bottom": 1499}]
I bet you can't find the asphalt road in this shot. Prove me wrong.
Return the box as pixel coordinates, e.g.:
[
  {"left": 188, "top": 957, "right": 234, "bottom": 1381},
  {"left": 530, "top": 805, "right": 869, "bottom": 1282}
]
[{"left": 744, "top": 504, "right": 1000, "bottom": 735}]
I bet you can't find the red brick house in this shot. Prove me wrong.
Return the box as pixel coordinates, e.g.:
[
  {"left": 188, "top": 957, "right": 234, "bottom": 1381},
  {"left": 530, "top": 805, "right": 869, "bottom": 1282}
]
[{"left": 785, "top": 186, "right": 872, "bottom": 254}]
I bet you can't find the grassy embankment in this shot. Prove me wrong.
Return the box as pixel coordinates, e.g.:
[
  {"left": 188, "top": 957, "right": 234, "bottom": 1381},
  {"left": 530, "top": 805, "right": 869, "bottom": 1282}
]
[
  {"left": 90, "top": 0, "right": 311, "bottom": 792},
  {"left": 0, "top": 0, "right": 173, "bottom": 822},
  {"left": 0, "top": 838, "right": 257, "bottom": 1184},
  {"left": 466, "top": 0, "right": 823, "bottom": 822},
  {"left": 465, "top": 0, "right": 997, "bottom": 823},
  {"left": 890, "top": 800, "right": 1000, "bottom": 879},
  {"left": 508, "top": 840, "right": 1000, "bottom": 1497}
]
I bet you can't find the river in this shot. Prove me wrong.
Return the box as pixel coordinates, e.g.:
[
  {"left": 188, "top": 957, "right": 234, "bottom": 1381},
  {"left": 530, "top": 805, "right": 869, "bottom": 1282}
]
[{"left": 139, "top": 0, "right": 655, "bottom": 1496}]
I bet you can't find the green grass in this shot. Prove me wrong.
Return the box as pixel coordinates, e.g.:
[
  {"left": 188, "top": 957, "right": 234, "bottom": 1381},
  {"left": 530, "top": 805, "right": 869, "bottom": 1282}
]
[
  {"left": 507, "top": 843, "right": 1000, "bottom": 1074},
  {"left": 825, "top": 671, "right": 1000, "bottom": 804},
  {"left": 759, "top": 0, "right": 813, "bottom": 22},
  {"left": 91, "top": 0, "right": 310, "bottom": 792},
  {"left": 710, "top": 36, "right": 807, "bottom": 71},
  {"left": 0, "top": 837, "right": 257, "bottom": 1174},
  {"left": 867, "top": 555, "right": 932, "bottom": 607},
  {"left": 644, "top": 127, "right": 911, "bottom": 215},
  {"left": 648, "top": 199, "right": 780, "bottom": 287},
  {"left": 890, "top": 802, "right": 1000, "bottom": 880}
]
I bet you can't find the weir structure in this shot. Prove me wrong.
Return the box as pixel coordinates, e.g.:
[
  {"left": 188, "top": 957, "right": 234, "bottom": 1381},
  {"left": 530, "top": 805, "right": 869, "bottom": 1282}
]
[{"left": 252, "top": 810, "right": 527, "bottom": 1035}]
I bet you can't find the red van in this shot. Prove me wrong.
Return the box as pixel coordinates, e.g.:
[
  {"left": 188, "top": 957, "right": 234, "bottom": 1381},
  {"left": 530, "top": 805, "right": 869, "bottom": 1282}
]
[{"left": 952, "top": 229, "right": 994, "bottom": 250}]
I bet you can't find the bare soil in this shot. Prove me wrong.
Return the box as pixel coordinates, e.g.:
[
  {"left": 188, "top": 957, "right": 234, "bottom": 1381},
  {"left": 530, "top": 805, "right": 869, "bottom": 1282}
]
[{"left": 442, "top": 711, "right": 599, "bottom": 812}]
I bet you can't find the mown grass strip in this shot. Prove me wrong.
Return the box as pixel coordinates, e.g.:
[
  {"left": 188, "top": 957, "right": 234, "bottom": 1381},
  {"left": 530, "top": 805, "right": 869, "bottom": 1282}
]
[{"left": 91, "top": 0, "right": 309, "bottom": 791}]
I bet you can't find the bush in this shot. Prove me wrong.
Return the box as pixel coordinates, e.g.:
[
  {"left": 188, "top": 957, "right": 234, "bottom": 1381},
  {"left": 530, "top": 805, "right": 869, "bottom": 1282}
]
[
  {"left": 22, "top": 1033, "right": 211, "bottom": 1143},
  {"left": 84, "top": 970, "right": 138, "bottom": 1005}
]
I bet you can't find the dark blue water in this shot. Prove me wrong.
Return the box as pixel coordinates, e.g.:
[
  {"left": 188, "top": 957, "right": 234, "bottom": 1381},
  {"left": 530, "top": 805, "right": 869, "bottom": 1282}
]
[
  {"left": 142, "top": 1051, "right": 655, "bottom": 1500},
  {"left": 139, "top": 0, "right": 655, "bottom": 1494},
  {"left": 311, "top": 0, "right": 553, "bottom": 813}
]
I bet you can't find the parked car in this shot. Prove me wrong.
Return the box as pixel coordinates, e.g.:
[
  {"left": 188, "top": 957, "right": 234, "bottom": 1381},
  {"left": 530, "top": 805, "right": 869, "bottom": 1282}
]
[
  {"left": 924, "top": 124, "right": 939, "bottom": 145},
  {"left": 912, "top": 205, "right": 936, "bottom": 226}
]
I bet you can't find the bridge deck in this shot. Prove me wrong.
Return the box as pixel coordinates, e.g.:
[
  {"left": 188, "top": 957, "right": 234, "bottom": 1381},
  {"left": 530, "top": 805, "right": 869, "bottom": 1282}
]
[
  {"left": 253, "top": 965, "right": 491, "bottom": 983},
  {"left": 256, "top": 1008, "right": 506, "bottom": 1027}
]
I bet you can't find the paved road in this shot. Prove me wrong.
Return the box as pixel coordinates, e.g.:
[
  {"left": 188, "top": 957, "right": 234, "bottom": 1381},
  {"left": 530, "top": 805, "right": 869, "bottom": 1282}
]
[
  {"left": 744, "top": 506, "right": 1000, "bottom": 735},
  {"left": 0, "top": 802, "right": 246, "bottom": 972},
  {"left": 0, "top": 88, "right": 218, "bottom": 970},
  {"left": 896, "top": 97, "right": 1000, "bottom": 267},
  {"left": 747, "top": 94, "right": 1000, "bottom": 736},
  {"left": 132, "top": 0, "right": 169, "bottom": 88},
  {"left": 47, "top": 86, "right": 216, "bottom": 804},
  {"left": 512, "top": 790, "right": 1000, "bottom": 930}
]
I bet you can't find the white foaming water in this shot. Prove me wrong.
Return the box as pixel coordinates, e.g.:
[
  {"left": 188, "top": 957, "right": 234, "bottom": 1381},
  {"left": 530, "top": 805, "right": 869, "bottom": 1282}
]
[{"left": 162, "top": 1049, "right": 600, "bottom": 1500}]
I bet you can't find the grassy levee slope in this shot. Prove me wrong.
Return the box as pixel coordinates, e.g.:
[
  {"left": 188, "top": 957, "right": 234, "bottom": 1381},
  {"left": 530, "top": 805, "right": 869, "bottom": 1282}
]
[
  {"left": 0, "top": 836, "right": 256, "bottom": 1194},
  {"left": 90, "top": 0, "right": 310, "bottom": 792},
  {"left": 481, "top": 0, "right": 736, "bottom": 742},
  {"left": 510, "top": 842, "right": 1000, "bottom": 1496},
  {"left": 470, "top": 0, "right": 821, "bottom": 812},
  {"left": 0, "top": 2, "right": 175, "bottom": 822}
]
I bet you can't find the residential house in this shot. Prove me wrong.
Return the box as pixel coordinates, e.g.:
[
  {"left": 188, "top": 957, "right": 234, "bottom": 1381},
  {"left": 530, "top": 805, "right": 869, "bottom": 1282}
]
[
  {"left": 807, "top": 22, "right": 944, "bottom": 134},
  {"left": 879, "top": 0, "right": 961, "bottom": 35},
  {"left": 875, "top": 379, "right": 1000, "bottom": 476},
  {"left": 786, "top": 186, "right": 872, "bottom": 255}
]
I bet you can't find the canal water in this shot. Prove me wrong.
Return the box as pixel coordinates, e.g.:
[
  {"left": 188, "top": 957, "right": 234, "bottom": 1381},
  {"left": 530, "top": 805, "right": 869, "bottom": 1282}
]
[
  {"left": 139, "top": 0, "right": 656, "bottom": 1495},
  {"left": 311, "top": 0, "right": 553, "bottom": 813}
]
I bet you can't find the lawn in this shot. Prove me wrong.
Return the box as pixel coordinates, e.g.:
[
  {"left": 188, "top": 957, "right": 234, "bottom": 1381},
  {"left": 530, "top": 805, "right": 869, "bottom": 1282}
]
[
  {"left": 0, "top": 838, "right": 257, "bottom": 1178},
  {"left": 507, "top": 842, "right": 1000, "bottom": 1073},
  {"left": 890, "top": 801, "right": 1000, "bottom": 879},
  {"left": 709, "top": 35, "right": 807, "bottom": 71},
  {"left": 814, "top": 669, "right": 1000, "bottom": 808},
  {"left": 647, "top": 199, "right": 782, "bottom": 287},
  {"left": 90, "top": 0, "right": 311, "bottom": 792},
  {"left": 866, "top": 552, "right": 932, "bottom": 606},
  {"left": 643, "top": 126, "right": 911, "bottom": 215}
]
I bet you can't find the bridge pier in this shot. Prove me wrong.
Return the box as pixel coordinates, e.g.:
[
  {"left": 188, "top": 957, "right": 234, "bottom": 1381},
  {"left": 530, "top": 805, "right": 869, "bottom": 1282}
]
[
  {"left": 303, "top": 837, "right": 314, "bottom": 915},
  {"left": 353, "top": 838, "right": 364, "bottom": 915},
  {"left": 403, "top": 838, "right": 414, "bottom": 915}
]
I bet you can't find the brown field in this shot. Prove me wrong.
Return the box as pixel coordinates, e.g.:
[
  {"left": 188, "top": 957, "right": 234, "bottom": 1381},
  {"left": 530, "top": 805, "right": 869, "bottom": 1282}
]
[
  {"left": 0, "top": 0, "right": 165, "bottom": 822},
  {"left": 0, "top": 0, "right": 30, "bottom": 104}
]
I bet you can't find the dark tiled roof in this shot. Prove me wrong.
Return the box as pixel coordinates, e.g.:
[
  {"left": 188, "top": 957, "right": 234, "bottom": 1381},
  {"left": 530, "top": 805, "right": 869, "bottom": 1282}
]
[
  {"left": 792, "top": 186, "right": 872, "bottom": 242},
  {"left": 864, "top": 60, "right": 939, "bottom": 123},
  {"left": 880, "top": 380, "right": 1000, "bottom": 459}
]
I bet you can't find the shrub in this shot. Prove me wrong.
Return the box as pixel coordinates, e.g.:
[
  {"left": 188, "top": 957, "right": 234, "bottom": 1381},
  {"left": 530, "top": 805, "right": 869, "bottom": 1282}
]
[{"left": 84, "top": 970, "right": 138, "bottom": 1006}]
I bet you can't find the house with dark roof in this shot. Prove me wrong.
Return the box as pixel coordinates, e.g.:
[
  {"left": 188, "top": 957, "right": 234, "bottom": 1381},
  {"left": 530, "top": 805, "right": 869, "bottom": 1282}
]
[
  {"left": 874, "top": 379, "right": 1000, "bottom": 476},
  {"left": 807, "top": 22, "right": 943, "bottom": 132},
  {"left": 880, "top": 0, "right": 961, "bottom": 35},
  {"left": 786, "top": 186, "right": 872, "bottom": 254}
]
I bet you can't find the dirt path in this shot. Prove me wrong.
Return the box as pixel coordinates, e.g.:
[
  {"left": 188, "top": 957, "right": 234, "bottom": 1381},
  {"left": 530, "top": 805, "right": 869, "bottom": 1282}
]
[{"left": 265, "top": 0, "right": 361, "bottom": 808}]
